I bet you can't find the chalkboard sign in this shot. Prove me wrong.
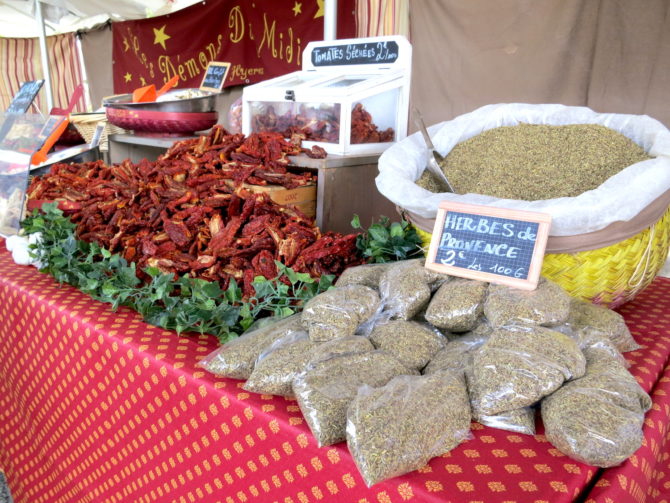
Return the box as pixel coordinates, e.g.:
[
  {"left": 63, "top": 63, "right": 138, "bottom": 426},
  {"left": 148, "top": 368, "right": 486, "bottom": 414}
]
[
  {"left": 6, "top": 80, "right": 44, "bottom": 114},
  {"left": 425, "top": 202, "right": 552, "bottom": 290},
  {"left": 200, "top": 61, "right": 230, "bottom": 92},
  {"left": 311, "top": 40, "right": 399, "bottom": 67}
]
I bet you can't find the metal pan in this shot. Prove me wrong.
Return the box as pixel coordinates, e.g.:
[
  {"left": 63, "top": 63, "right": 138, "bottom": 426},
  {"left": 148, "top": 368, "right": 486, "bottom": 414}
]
[
  {"left": 30, "top": 145, "right": 101, "bottom": 177},
  {"left": 103, "top": 88, "right": 219, "bottom": 113}
]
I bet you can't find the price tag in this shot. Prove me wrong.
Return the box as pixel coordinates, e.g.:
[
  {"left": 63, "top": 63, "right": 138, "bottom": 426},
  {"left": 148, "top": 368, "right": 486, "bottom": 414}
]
[
  {"left": 310, "top": 40, "right": 400, "bottom": 67},
  {"left": 199, "top": 61, "right": 230, "bottom": 92},
  {"left": 425, "top": 201, "right": 552, "bottom": 290},
  {"left": 6, "top": 80, "right": 44, "bottom": 114}
]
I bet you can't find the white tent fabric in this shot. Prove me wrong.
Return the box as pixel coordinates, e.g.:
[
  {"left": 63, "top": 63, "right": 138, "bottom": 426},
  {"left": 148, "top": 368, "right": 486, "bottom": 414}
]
[{"left": 0, "top": 0, "right": 201, "bottom": 37}]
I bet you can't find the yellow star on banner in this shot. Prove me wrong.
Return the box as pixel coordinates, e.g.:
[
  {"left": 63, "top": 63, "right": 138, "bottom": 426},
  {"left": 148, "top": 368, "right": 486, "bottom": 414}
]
[
  {"left": 124, "top": 72, "right": 132, "bottom": 83},
  {"left": 292, "top": 1, "right": 302, "bottom": 16},
  {"left": 122, "top": 37, "right": 130, "bottom": 52},
  {"left": 153, "top": 25, "right": 171, "bottom": 50},
  {"left": 314, "top": 0, "right": 324, "bottom": 18}
]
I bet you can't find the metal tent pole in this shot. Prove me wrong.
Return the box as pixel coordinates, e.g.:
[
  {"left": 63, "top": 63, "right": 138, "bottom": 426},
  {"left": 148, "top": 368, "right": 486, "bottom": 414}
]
[
  {"left": 324, "top": 0, "right": 337, "bottom": 41},
  {"left": 35, "top": 0, "right": 54, "bottom": 112}
]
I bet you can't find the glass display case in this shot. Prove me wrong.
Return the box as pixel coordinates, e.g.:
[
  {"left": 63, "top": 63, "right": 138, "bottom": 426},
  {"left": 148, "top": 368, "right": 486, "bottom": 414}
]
[
  {"left": 243, "top": 36, "right": 411, "bottom": 155},
  {"left": 0, "top": 113, "right": 66, "bottom": 236}
]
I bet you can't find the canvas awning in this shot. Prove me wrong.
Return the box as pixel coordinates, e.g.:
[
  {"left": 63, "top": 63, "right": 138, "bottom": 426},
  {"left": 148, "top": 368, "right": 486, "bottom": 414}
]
[{"left": 0, "top": 0, "right": 202, "bottom": 38}]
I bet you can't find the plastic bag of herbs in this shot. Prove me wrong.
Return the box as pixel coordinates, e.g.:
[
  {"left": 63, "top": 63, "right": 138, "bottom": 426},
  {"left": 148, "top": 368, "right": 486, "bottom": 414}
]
[
  {"left": 199, "top": 314, "right": 304, "bottom": 380},
  {"left": 301, "top": 284, "right": 381, "bottom": 342},
  {"left": 469, "top": 324, "right": 586, "bottom": 415},
  {"left": 346, "top": 371, "right": 472, "bottom": 486},
  {"left": 541, "top": 335, "right": 651, "bottom": 467},
  {"left": 243, "top": 333, "right": 374, "bottom": 398},
  {"left": 424, "top": 328, "right": 536, "bottom": 435},
  {"left": 293, "top": 350, "right": 414, "bottom": 446},
  {"left": 378, "top": 259, "right": 449, "bottom": 320}
]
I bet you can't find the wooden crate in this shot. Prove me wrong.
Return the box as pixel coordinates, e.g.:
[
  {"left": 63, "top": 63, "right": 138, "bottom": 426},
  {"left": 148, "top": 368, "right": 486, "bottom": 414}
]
[{"left": 233, "top": 181, "right": 317, "bottom": 218}]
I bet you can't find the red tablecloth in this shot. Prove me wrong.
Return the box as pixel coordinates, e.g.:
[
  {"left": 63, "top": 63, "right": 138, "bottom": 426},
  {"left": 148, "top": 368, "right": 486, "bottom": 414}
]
[{"left": 0, "top": 245, "right": 669, "bottom": 503}]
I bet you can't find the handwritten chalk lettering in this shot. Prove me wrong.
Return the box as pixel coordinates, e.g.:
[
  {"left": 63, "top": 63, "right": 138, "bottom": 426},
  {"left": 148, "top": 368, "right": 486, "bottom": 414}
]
[
  {"left": 439, "top": 232, "right": 520, "bottom": 259},
  {"left": 7, "top": 81, "right": 44, "bottom": 114},
  {"left": 375, "top": 42, "right": 398, "bottom": 62},
  {"left": 426, "top": 202, "right": 552, "bottom": 289},
  {"left": 488, "top": 263, "right": 526, "bottom": 279},
  {"left": 443, "top": 214, "right": 515, "bottom": 237},
  {"left": 517, "top": 226, "right": 537, "bottom": 240},
  {"left": 346, "top": 44, "right": 375, "bottom": 61},
  {"left": 467, "top": 257, "right": 482, "bottom": 271},
  {"left": 311, "top": 41, "right": 399, "bottom": 66},
  {"left": 313, "top": 47, "right": 344, "bottom": 64},
  {"left": 440, "top": 249, "right": 466, "bottom": 266},
  {"left": 201, "top": 61, "right": 230, "bottom": 90}
]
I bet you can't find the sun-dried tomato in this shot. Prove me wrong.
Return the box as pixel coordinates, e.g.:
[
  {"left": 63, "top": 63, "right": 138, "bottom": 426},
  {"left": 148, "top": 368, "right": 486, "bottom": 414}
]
[{"left": 26, "top": 127, "right": 363, "bottom": 297}]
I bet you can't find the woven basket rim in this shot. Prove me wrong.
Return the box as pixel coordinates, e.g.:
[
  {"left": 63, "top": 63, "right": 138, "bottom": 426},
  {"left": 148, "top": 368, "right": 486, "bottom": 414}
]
[{"left": 402, "top": 188, "right": 670, "bottom": 254}]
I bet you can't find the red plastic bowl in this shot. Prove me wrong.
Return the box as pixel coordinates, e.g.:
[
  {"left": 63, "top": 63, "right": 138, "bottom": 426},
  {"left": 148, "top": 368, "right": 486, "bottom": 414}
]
[{"left": 105, "top": 108, "right": 219, "bottom": 134}]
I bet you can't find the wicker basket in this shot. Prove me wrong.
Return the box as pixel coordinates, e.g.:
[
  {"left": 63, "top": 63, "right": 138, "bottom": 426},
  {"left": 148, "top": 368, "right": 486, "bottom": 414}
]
[
  {"left": 69, "top": 113, "right": 126, "bottom": 152},
  {"left": 412, "top": 206, "right": 670, "bottom": 308}
]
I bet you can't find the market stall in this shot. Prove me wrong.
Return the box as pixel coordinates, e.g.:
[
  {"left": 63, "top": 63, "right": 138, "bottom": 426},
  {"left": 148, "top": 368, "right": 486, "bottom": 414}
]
[
  {"left": 3, "top": 76, "right": 670, "bottom": 503},
  {"left": 2, "top": 2, "right": 670, "bottom": 502}
]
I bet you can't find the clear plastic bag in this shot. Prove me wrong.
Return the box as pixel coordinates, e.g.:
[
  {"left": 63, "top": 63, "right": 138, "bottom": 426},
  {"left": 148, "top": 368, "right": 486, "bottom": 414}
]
[
  {"left": 425, "top": 278, "right": 488, "bottom": 332},
  {"left": 301, "top": 285, "right": 381, "bottom": 342},
  {"left": 199, "top": 314, "right": 304, "bottom": 380},
  {"left": 369, "top": 320, "right": 447, "bottom": 372},
  {"left": 422, "top": 331, "right": 489, "bottom": 375},
  {"left": 542, "top": 355, "right": 651, "bottom": 467},
  {"left": 428, "top": 333, "right": 536, "bottom": 434},
  {"left": 565, "top": 298, "right": 640, "bottom": 353},
  {"left": 227, "top": 96, "right": 243, "bottom": 134},
  {"left": 307, "top": 336, "right": 374, "bottom": 366},
  {"left": 243, "top": 330, "right": 318, "bottom": 397},
  {"left": 484, "top": 277, "right": 571, "bottom": 327},
  {"left": 346, "top": 372, "right": 472, "bottom": 486},
  {"left": 334, "top": 262, "right": 393, "bottom": 289},
  {"left": 561, "top": 326, "right": 630, "bottom": 370},
  {"left": 476, "top": 408, "right": 536, "bottom": 435},
  {"left": 464, "top": 364, "right": 536, "bottom": 435},
  {"left": 471, "top": 324, "right": 586, "bottom": 415},
  {"left": 378, "top": 259, "right": 433, "bottom": 320},
  {"left": 293, "top": 350, "right": 415, "bottom": 446}
]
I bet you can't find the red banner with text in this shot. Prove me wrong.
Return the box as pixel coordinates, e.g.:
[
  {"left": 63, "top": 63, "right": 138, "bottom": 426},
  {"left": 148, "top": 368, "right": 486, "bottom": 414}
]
[{"left": 112, "top": 0, "right": 356, "bottom": 93}]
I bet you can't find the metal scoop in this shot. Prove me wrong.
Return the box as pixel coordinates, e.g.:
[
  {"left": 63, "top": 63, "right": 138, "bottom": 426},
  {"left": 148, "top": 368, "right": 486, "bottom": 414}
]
[{"left": 413, "top": 108, "right": 456, "bottom": 193}]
